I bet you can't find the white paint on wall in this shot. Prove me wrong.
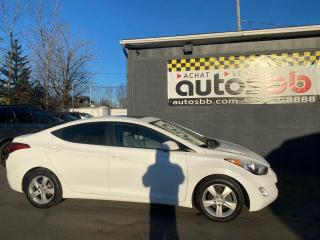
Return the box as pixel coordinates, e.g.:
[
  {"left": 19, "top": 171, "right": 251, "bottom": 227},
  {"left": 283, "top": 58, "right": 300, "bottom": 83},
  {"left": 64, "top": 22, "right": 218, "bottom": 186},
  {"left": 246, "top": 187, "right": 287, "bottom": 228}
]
[{"left": 110, "top": 109, "right": 127, "bottom": 116}]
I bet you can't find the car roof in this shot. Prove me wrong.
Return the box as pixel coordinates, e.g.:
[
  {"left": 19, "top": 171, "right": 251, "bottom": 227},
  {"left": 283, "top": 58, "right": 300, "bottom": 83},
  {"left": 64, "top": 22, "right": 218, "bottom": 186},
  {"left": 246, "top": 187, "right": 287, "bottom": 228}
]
[
  {"left": 40, "top": 116, "right": 158, "bottom": 134},
  {"left": 45, "top": 115, "right": 160, "bottom": 131},
  {"left": 54, "top": 112, "right": 75, "bottom": 115},
  {"left": 90, "top": 115, "right": 160, "bottom": 123},
  {"left": 0, "top": 105, "right": 43, "bottom": 109}
]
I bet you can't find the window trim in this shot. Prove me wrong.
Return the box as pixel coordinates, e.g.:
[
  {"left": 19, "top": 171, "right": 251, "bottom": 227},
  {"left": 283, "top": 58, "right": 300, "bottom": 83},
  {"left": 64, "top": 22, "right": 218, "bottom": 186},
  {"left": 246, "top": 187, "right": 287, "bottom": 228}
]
[{"left": 109, "top": 122, "right": 190, "bottom": 152}]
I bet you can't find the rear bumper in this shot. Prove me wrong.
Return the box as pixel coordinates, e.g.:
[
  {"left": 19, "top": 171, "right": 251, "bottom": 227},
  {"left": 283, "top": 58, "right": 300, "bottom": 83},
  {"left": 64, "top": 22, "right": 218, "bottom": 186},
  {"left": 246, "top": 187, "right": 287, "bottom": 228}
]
[
  {"left": 236, "top": 168, "right": 278, "bottom": 212},
  {"left": 6, "top": 157, "right": 24, "bottom": 193}
]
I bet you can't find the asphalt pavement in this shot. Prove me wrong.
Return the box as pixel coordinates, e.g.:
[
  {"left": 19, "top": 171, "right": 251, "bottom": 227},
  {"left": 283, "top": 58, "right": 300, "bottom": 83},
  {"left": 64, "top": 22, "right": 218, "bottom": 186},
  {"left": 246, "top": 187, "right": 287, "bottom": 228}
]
[{"left": 0, "top": 167, "right": 319, "bottom": 240}]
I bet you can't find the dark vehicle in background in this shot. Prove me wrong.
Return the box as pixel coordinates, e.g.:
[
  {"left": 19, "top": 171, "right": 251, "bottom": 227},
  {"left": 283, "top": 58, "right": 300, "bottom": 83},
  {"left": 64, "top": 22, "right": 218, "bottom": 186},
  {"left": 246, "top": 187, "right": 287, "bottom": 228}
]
[
  {"left": 0, "top": 105, "right": 57, "bottom": 167},
  {"left": 52, "top": 112, "right": 79, "bottom": 123},
  {"left": 68, "top": 112, "right": 93, "bottom": 119}
]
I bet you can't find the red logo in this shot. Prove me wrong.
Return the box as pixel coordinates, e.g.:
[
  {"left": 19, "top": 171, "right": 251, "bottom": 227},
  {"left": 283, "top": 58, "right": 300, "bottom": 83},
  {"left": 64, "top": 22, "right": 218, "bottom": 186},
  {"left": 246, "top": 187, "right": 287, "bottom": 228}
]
[{"left": 267, "top": 71, "right": 311, "bottom": 94}]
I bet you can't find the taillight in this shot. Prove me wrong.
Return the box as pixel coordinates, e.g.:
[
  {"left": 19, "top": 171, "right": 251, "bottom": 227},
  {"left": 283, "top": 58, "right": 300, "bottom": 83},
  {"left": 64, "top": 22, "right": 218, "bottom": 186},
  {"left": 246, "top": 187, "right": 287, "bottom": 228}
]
[{"left": 7, "top": 142, "right": 30, "bottom": 154}]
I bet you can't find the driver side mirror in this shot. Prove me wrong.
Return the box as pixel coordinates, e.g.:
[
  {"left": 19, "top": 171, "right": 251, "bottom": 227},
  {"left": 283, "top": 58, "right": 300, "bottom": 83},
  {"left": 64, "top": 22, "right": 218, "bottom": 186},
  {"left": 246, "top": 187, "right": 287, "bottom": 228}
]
[{"left": 161, "top": 141, "right": 179, "bottom": 151}]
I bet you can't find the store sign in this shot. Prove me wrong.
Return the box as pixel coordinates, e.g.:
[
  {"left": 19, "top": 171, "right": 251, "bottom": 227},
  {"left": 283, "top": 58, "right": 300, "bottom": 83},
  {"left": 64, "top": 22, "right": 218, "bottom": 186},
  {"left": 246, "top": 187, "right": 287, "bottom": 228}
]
[{"left": 167, "top": 52, "right": 320, "bottom": 105}]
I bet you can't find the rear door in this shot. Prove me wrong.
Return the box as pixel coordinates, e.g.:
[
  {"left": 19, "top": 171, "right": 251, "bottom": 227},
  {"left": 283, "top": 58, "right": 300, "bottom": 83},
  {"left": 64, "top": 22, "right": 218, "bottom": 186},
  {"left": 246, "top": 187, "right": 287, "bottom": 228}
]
[{"left": 48, "top": 122, "right": 111, "bottom": 194}]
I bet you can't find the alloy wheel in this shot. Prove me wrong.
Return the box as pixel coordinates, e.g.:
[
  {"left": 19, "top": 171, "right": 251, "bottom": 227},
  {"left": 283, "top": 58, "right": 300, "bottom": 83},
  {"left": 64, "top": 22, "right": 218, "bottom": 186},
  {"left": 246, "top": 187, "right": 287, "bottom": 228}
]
[
  {"left": 28, "top": 175, "right": 55, "bottom": 205},
  {"left": 201, "top": 184, "right": 237, "bottom": 218}
]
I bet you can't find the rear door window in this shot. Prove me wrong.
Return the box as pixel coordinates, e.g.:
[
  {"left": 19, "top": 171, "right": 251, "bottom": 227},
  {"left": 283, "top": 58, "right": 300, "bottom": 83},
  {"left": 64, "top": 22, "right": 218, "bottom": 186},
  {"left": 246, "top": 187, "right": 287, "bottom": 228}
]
[
  {"left": 32, "top": 109, "right": 55, "bottom": 124},
  {"left": 52, "top": 122, "right": 110, "bottom": 146},
  {"left": 12, "top": 107, "right": 34, "bottom": 123},
  {"left": 0, "top": 108, "right": 16, "bottom": 123},
  {"left": 0, "top": 108, "right": 8, "bottom": 123}
]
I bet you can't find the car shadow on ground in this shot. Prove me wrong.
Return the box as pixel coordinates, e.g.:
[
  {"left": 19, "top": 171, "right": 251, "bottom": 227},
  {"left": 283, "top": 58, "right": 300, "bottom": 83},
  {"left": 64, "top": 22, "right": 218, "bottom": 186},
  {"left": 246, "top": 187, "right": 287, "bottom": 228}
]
[
  {"left": 139, "top": 133, "right": 320, "bottom": 240},
  {"left": 266, "top": 133, "right": 320, "bottom": 240}
]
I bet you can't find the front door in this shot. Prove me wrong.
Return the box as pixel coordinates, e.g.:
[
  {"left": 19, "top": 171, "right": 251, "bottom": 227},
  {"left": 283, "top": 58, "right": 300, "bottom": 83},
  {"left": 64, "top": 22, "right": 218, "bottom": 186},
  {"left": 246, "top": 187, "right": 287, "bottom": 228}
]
[{"left": 109, "top": 123, "right": 187, "bottom": 204}]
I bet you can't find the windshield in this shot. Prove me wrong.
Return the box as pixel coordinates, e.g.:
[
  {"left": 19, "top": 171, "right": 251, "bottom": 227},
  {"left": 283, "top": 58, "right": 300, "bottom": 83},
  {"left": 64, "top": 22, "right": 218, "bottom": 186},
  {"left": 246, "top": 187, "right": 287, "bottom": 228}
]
[{"left": 151, "top": 120, "right": 210, "bottom": 147}]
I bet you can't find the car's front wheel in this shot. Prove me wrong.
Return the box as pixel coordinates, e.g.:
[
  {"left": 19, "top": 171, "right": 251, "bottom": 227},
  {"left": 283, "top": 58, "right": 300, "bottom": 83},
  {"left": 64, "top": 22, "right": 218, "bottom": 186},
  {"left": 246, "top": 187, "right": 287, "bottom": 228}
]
[
  {"left": 196, "top": 176, "right": 244, "bottom": 222},
  {"left": 23, "top": 169, "right": 62, "bottom": 208}
]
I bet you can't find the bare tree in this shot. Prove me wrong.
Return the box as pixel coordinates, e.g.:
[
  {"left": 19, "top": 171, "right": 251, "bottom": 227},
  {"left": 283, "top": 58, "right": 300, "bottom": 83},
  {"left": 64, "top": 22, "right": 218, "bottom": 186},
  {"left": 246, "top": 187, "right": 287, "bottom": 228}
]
[
  {"left": 28, "top": 0, "right": 62, "bottom": 109},
  {"left": 0, "top": 0, "right": 25, "bottom": 40},
  {"left": 97, "top": 87, "right": 113, "bottom": 107},
  {"left": 0, "top": 0, "right": 93, "bottom": 110},
  {"left": 0, "top": 0, "right": 32, "bottom": 103},
  {"left": 29, "top": 1, "right": 92, "bottom": 110},
  {"left": 115, "top": 85, "right": 127, "bottom": 108},
  {"left": 51, "top": 28, "right": 92, "bottom": 109},
  {"left": 0, "top": 0, "right": 23, "bottom": 76}
]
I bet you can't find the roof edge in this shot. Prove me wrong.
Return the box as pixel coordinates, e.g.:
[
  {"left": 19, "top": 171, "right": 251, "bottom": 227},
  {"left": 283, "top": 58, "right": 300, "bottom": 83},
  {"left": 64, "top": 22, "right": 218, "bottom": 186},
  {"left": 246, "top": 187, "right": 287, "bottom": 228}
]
[{"left": 120, "top": 25, "right": 320, "bottom": 49}]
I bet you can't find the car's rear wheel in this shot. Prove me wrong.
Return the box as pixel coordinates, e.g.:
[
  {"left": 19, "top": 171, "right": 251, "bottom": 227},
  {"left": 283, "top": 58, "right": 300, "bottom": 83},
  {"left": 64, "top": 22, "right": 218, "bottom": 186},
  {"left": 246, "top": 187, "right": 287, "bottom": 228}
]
[
  {"left": 0, "top": 141, "right": 11, "bottom": 168},
  {"left": 196, "top": 176, "right": 244, "bottom": 222},
  {"left": 24, "top": 169, "right": 62, "bottom": 208}
]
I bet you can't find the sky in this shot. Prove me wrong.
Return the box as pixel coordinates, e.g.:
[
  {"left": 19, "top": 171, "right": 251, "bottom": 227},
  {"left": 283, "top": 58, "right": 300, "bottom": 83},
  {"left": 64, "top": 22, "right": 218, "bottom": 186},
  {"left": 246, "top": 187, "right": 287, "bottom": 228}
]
[{"left": 59, "top": 0, "right": 320, "bottom": 87}]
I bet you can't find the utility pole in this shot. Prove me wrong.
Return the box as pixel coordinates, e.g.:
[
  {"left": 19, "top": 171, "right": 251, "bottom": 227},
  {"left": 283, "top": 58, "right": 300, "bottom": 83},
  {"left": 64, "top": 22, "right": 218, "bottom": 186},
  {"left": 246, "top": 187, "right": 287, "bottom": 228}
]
[
  {"left": 236, "top": 0, "right": 241, "bottom": 31},
  {"left": 89, "top": 84, "right": 92, "bottom": 107}
]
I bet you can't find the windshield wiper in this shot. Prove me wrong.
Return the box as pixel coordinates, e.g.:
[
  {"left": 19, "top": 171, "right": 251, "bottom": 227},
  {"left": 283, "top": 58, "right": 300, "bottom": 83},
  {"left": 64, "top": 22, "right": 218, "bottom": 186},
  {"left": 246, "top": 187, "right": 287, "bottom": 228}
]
[{"left": 199, "top": 143, "right": 209, "bottom": 148}]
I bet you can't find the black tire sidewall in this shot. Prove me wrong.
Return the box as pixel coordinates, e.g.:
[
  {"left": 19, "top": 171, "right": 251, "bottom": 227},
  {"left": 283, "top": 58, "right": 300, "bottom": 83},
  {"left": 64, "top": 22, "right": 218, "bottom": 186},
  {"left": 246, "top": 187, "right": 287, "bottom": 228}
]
[
  {"left": 24, "top": 170, "right": 62, "bottom": 209},
  {"left": 197, "top": 177, "right": 244, "bottom": 222}
]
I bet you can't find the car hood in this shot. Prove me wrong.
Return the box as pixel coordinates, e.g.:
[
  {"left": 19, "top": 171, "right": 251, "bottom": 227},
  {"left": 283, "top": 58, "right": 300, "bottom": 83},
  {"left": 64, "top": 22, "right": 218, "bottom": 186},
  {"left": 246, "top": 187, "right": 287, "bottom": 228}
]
[{"left": 204, "top": 139, "right": 270, "bottom": 167}]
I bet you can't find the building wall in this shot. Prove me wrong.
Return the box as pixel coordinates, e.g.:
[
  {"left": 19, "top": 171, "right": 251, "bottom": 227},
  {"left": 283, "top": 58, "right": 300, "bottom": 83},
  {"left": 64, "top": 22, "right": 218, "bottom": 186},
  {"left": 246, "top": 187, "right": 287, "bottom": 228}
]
[
  {"left": 110, "top": 108, "right": 127, "bottom": 116},
  {"left": 126, "top": 36, "right": 320, "bottom": 172}
]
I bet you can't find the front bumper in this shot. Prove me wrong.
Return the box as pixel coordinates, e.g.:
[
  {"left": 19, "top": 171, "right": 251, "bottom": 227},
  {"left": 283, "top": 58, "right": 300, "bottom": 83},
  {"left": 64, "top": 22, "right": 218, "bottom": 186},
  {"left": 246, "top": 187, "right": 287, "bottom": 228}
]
[{"left": 236, "top": 168, "right": 278, "bottom": 212}]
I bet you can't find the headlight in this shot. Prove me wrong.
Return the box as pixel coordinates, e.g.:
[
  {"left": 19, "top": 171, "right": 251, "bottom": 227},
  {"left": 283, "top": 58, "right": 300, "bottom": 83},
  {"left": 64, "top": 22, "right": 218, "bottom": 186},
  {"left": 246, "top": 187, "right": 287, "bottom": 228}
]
[{"left": 224, "top": 158, "right": 268, "bottom": 175}]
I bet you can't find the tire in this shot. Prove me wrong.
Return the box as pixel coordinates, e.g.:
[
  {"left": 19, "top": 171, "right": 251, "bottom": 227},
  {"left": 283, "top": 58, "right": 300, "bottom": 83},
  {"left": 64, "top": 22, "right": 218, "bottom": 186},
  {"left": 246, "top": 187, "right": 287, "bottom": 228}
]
[
  {"left": 23, "top": 169, "right": 63, "bottom": 209},
  {"left": 0, "top": 141, "right": 11, "bottom": 168},
  {"left": 196, "top": 176, "right": 244, "bottom": 222}
]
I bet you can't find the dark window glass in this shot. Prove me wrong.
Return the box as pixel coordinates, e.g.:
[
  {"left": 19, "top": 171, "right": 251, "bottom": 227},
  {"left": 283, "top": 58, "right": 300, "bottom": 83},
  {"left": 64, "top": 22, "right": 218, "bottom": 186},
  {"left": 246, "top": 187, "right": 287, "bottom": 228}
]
[
  {"left": 52, "top": 122, "right": 107, "bottom": 146},
  {"left": 12, "top": 107, "right": 34, "bottom": 123},
  {"left": 7, "top": 108, "right": 16, "bottom": 123},
  {"left": 114, "top": 123, "right": 170, "bottom": 149},
  {"left": 0, "top": 108, "right": 16, "bottom": 123},
  {"left": 32, "top": 109, "right": 55, "bottom": 124},
  {"left": 0, "top": 108, "right": 8, "bottom": 123}
]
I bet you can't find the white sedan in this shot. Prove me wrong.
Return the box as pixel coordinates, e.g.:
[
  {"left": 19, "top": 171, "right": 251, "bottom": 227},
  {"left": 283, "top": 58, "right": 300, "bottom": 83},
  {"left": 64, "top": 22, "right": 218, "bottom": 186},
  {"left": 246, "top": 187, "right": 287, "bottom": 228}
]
[{"left": 5, "top": 116, "right": 278, "bottom": 222}]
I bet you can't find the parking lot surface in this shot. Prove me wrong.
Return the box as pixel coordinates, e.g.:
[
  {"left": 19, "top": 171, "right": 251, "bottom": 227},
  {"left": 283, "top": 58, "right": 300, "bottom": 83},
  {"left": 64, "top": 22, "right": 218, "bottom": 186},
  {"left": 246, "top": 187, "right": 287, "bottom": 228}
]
[{"left": 0, "top": 167, "right": 319, "bottom": 240}]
